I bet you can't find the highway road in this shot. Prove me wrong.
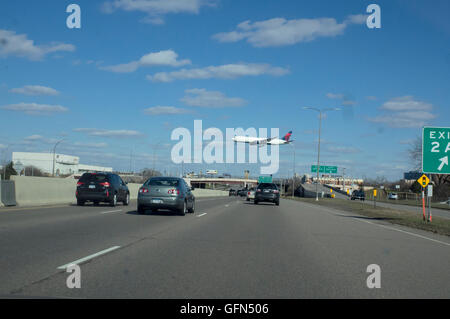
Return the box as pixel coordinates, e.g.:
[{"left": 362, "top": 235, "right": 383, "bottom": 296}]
[{"left": 0, "top": 196, "right": 449, "bottom": 298}]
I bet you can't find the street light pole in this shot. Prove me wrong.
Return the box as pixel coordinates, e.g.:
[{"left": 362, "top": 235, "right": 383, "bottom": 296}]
[
  {"left": 152, "top": 141, "right": 162, "bottom": 175},
  {"left": 303, "top": 107, "right": 341, "bottom": 201},
  {"left": 52, "top": 139, "right": 64, "bottom": 177},
  {"left": 291, "top": 142, "right": 295, "bottom": 198}
]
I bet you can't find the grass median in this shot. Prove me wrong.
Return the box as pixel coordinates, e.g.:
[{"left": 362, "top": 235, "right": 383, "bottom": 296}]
[{"left": 285, "top": 197, "right": 450, "bottom": 237}]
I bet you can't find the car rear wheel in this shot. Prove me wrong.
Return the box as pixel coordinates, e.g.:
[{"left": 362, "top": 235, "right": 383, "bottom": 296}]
[
  {"left": 188, "top": 200, "right": 195, "bottom": 214},
  {"left": 110, "top": 194, "right": 117, "bottom": 207},
  {"left": 275, "top": 200, "right": 280, "bottom": 206},
  {"left": 137, "top": 205, "right": 144, "bottom": 215},
  {"left": 123, "top": 193, "right": 130, "bottom": 206},
  {"left": 179, "top": 201, "right": 186, "bottom": 216},
  {"left": 93, "top": 201, "right": 99, "bottom": 206},
  {"left": 254, "top": 200, "right": 258, "bottom": 205},
  {"left": 77, "top": 200, "right": 85, "bottom": 206}
]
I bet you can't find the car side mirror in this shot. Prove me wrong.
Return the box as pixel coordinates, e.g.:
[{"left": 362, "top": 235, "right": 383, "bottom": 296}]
[{"left": 190, "top": 186, "right": 195, "bottom": 191}]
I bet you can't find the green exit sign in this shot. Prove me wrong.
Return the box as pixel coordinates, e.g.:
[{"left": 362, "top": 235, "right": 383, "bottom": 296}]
[
  {"left": 311, "top": 165, "right": 338, "bottom": 174},
  {"left": 258, "top": 176, "right": 273, "bottom": 183},
  {"left": 423, "top": 127, "right": 450, "bottom": 174}
]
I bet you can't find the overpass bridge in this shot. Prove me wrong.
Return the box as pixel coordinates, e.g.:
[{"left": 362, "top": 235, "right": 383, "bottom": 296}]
[{"left": 186, "top": 178, "right": 258, "bottom": 189}]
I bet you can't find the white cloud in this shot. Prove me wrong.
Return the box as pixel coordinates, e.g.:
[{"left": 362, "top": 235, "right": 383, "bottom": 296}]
[
  {"left": 24, "top": 135, "right": 44, "bottom": 141},
  {"left": 101, "top": 0, "right": 217, "bottom": 25},
  {"left": 369, "top": 96, "right": 436, "bottom": 128},
  {"left": 100, "top": 50, "right": 191, "bottom": 73},
  {"left": 326, "top": 93, "right": 344, "bottom": 99},
  {"left": 0, "top": 29, "right": 75, "bottom": 61},
  {"left": 144, "top": 106, "right": 192, "bottom": 115},
  {"left": 1, "top": 103, "right": 69, "bottom": 115},
  {"left": 181, "top": 88, "right": 247, "bottom": 108},
  {"left": 147, "top": 63, "right": 289, "bottom": 82},
  {"left": 10, "top": 85, "right": 60, "bottom": 96},
  {"left": 380, "top": 96, "right": 433, "bottom": 112},
  {"left": 73, "top": 142, "right": 108, "bottom": 148},
  {"left": 73, "top": 128, "right": 143, "bottom": 138},
  {"left": 213, "top": 15, "right": 366, "bottom": 47},
  {"left": 326, "top": 92, "right": 356, "bottom": 106}
]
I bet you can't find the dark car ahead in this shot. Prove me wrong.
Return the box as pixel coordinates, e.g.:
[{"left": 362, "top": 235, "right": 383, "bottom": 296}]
[
  {"left": 237, "top": 188, "right": 248, "bottom": 197},
  {"left": 254, "top": 183, "right": 280, "bottom": 206},
  {"left": 229, "top": 189, "right": 237, "bottom": 196},
  {"left": 137, "top": 177, "right": 195, "bottom": 216},
  {"left": 351, "top": 190, "right": 366, "bottom": 201},
  {"left": 76, "top": 173, "right": 130, "bottom": 207}
]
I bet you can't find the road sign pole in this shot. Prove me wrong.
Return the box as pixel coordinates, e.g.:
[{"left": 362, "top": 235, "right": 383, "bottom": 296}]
[{"left": 422, "top": 190, "right": 426, "bottom": 221}]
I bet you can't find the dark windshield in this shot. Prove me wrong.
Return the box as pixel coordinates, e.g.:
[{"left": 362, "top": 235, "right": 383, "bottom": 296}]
[
  {"left": 146, "top": 178, "right": 180, "bottom": 187},
  {"left": 258, "top": 183, "right": 277, "bottom": 190},
  {"left": 79, "top": 174, "right": 109, "bottom": 183}
]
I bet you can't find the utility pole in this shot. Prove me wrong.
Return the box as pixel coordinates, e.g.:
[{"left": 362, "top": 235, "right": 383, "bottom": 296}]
[
  {"left": 52, "top": 139, "right": 64, "bottom": 177},
  {"left": 291, "top": 142, "right": 295, "bottom": 198},
  {"left": 303, "top": 107, "right": 341, "bottom": 201},
  {"left": 342, "top": 167, "right": 346, "bottom": 193}
]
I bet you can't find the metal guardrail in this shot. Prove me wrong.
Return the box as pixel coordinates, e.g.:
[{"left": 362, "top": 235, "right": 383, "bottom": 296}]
[{"left": 1, "top": 180, "right": 17, "bottom": 206}]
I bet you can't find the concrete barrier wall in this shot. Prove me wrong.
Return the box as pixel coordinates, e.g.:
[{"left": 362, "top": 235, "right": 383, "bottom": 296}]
[
  {"left": 11, "top": 176, "right": 144, "bottom": 207},
  {"left": 9, "top": 176, "right": 227, "bottom": 207},
  {"left": 192, "top": 189, "right": 228, "bottom": 198}
]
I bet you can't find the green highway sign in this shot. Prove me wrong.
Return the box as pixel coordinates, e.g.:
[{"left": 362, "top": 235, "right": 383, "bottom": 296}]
[
  {"left": 258, "top": 176, "right": 273, "bottom": 183},
  {"left": 311, "top": 165, "right": 338, "bottom": 174},
  {"left": 423, "top": 127, "right": 450, "bottom": 174}
]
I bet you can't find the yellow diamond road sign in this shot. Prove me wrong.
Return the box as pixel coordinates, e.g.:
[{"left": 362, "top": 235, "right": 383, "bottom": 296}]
[{"left": 417, "top": 174, "right": 430, "bottom": 188}]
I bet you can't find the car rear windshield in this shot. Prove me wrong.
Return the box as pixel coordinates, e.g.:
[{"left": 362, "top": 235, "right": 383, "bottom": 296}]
[
  {"left": 79, "top": 174, "right": 109, "bottom": 183},
  {"left": 146, "top": 179, "right": 179, "bottom": 187},
  {"left": 258, "top": 183, "right": 277, "bottom": 190}
]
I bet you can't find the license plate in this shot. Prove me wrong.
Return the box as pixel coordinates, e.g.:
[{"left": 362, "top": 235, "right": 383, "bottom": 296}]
[
  {"left": 264, "top": 190, "right": 270, "bottom": 193},
  {"left": 89, "top": 185, "right": 96, "bottom": 189},
  {"left": 152, "top": 199, "right": 163, "bottom": 204}
]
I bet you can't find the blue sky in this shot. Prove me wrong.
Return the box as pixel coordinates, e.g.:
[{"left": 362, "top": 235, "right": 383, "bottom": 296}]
[{"left": 0, "top": 0, "right": 449, "bottom": 180}]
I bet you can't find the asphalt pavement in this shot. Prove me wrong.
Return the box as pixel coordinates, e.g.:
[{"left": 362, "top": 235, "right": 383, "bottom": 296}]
[{"left": 0, "top": 196, "right": 449, "bottom": 298}]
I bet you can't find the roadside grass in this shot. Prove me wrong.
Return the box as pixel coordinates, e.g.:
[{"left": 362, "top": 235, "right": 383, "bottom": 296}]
[
  {"left": 285, "top": 197, "right": 450, "bottom": 237},
  {"left": 366, "top": 197, "right": 450, "bottom": 211}
]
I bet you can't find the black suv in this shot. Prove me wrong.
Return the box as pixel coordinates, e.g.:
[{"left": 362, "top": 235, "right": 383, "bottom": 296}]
[
  {"left": 76, "top": 173, "right": 130, "bottom": 207},
  {"left": 254, "top": 183, "right": 280, "bottom": 206},
  {"left": 351, "top": 190, "right": 366, "bottom": 201}
]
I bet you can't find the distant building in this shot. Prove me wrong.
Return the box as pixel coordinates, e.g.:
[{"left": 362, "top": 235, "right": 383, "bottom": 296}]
[{"left": 12, "top": 152, "right": 112, "bottom": 176}]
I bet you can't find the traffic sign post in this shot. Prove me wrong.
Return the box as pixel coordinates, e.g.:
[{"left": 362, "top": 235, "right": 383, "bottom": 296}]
[
  {"left": 427, "top": 185, "right": 433, "bottom": 222},
  {"left": 373, "top": 189, "right": 377, "bottom": 208},
  {"left": 422, "top": 127, "right": 450, "bottom": 174},
  {"left": 417, "top": 174, "right": 430, "bottom": 221}
]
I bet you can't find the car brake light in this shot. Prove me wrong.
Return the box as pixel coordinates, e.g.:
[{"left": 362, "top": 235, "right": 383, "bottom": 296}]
[
  {"left": 139, "top": 188, "right": 149, "bottom": 193},
  {"left": 100, "top": 182, "right": 110, "bottom": 187},
  {"left": 273, "top": 190, "right": 279, "bottom": 194},
  {"left": 77, "top": 182, "right": 84, "bottom": 186}
]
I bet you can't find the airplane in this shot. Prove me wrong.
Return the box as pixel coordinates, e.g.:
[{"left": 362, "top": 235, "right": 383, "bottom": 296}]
[{"left": 232, "top": 131, "right": 293, "bottom": 146}]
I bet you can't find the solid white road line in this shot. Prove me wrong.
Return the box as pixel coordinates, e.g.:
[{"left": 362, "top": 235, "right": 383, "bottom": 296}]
[
  {"left": 197, "top": 213, "right": 207, "bottom": 217},
  {"left": 57, "top": 246, "right": 121, "bottom": 269},
  {"left": 297, "top": 201, "right": 450, "bottom": 248},
  {"left": 100, "top": 209, "right": 122, "bottom": 215}
]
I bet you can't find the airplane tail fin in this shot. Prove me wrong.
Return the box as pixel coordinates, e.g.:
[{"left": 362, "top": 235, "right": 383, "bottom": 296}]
[{"left": 282, "top": 131, "right": 293, "bottom": 142}]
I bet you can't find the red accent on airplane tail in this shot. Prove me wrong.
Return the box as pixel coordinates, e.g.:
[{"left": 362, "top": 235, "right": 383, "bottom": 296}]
[{"left": 283, "top": 131, "right": 292, "bottom": 142}]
